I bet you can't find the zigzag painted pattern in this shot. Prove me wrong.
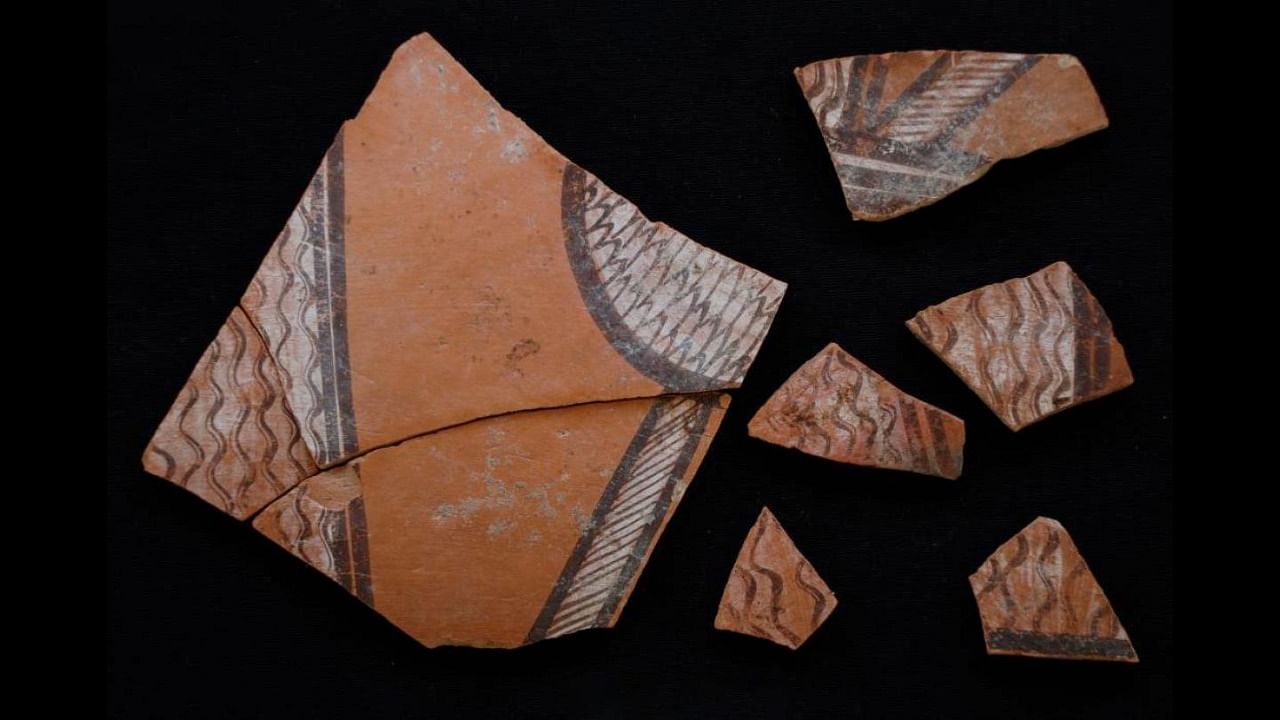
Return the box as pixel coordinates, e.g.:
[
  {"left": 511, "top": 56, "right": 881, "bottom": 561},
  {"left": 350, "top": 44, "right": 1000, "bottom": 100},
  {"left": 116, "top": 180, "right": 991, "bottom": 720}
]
[{"left": 563, "top": 164, "right": 786, "bottom": 391}]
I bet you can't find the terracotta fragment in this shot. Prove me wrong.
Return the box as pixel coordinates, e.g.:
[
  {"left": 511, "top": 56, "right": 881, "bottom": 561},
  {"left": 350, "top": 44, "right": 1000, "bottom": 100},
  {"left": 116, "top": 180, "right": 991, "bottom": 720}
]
[
  {"left": 970, "top": 517, "right": 1138, "bottom": 662},
  {"left": 748, "top": 343, "right": 964, "bottom": 479},
  {"left": 142, "top": 307, "right": 318, "bottom": 519},
  {"left": 907, "top": 261, "right": 1132, "bottom": 431},
  {"left": 143, "top": 32, "right": 785, "bottom": 516},
  {"left": 714, "top": 507, "right": 836, "bottom": 649},
  {"left": 794, "top": 51, "right": 1109, "bottom": 220},
  {"left": 255, "top": 394, "right": 728, "bottom": 648}
]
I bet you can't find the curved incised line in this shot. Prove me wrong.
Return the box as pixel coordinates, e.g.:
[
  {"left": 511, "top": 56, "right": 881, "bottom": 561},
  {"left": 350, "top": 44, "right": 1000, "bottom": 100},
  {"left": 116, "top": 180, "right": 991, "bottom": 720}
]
[
  {"left": 1030, "top": 528, "right": 1061, "bottom": 631},
  {"left": 1060, "top": 556, "right": 1089, "bottom": 628},
  {"left": 148, "top": 446, "right": 176, "bottom": 480},
  {"left": 200, "top": 335, "right": 231, "bottom": 509},
  {"left": 875, "top": 398, "right": 904, "bottom": 464},
  {"left": 1042, "top": 274, "right": 1075, "bottom": 403},
  {"left": 227, "top": 317, "right": 257, "bottom": 506},
  {"left": 970, "top": 289, "right": 1004, "bottom": 419},
  {"left": 1002, "top": 283, "right": 1028, "bottom": 428},
  {"left": 174, "top": 384, "right": 205, "bottom": 488},
  {"left": 293, "top": 211, "right": 327, "bottom": 458},
  {"left": 734, "top": 565, "right": 759, "bottom": 618},
  {"left": 976, "top": 534, "right": 1031, "bottom": 610},
  {"left": 794, "top": 559, "right": 828, "bottom": 629},
  {"left": 749, "top": 523, "right": 803, "bottom": 647},
  {"left": 1025, "top": 277, "right": 1057, "bottom": 414},
  {"left": 249, "top": 347, "right": 283, "bottom": 492},
  {"left": 937, "top": 307, "right": 959, "bottom": 356}
]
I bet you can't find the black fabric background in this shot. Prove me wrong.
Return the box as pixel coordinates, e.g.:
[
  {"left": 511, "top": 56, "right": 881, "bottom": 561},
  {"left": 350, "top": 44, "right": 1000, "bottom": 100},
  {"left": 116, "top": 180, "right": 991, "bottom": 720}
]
[{"left": 107, "top": 1, "right": 1173, "bottom": 717}]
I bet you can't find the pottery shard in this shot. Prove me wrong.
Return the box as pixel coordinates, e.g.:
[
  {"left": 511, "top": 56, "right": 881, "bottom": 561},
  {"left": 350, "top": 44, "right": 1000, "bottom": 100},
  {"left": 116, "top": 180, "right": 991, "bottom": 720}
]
[
  {"left": 714, "top": 507, "right": 836, "bottom": 650},
  {"left": 907, "top": 261, "right": 1132, "bottom": 431},
  {"left": 142, "top": 307, "right": 318, "bottom": 519},
  {"left": 748, "top": 343, "right": 964, "bottom": 479},
  {"left": 794, "top": 51, "right": 1108, "bottom": 220},
  {"left": 970, "top": 517, "right": 1137, "bottom": 662},
  {"left": 143, "top": 32, "right": 785, "bottom": 518},
  {"left": 255, "top": 394, "right": 728, "bottom": 648}
]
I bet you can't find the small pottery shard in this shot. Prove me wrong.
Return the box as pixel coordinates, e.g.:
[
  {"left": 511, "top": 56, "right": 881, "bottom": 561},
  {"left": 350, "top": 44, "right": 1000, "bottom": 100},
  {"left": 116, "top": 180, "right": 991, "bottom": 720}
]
[
  {"left": 907, "top": 261, "right": 1132, "bottom": 431},
  {"left": 256, "top": 394, "right": 728, "bottom": 648},
  {"left": 748, "top": 343, "right": 964, "bottom": 479},
  {"left": 794, "top": 51, "right": 1109, "bottom": 220},
  {"left": 143, "top": 32, "right": 784, "bottom": 519},
  {"left": 142, "top": 32, "right": 785, "bottom": 650},
  {"left": 970, "top": 517, "right": 1138, "bottom": 663},
  {"left": 714, "top": 507, "right": 836, "bottom": 649}
]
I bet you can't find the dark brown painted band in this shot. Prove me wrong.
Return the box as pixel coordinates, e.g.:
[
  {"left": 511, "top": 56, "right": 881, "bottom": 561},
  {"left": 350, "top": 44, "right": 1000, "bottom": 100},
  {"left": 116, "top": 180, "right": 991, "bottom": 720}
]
[
  {"left": 313, "top": 128, "right": 358, "bottom": 465},
  {"left": 524, "top": 395, "right": 716, "bottom": 643},
  {"left": 560, "top": 163, "right": 723, "bottom": 393},
  {"left": 987, "top": 628, "right": 1136, "bottom": 660}
]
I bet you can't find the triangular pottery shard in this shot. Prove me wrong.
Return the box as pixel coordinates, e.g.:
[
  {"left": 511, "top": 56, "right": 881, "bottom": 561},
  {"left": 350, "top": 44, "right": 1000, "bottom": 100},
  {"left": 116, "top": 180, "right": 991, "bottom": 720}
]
[
  {"left": 748, "top": 343, "right": 964, "bottom": 479},
  {"left": 794, "top": 51, "right": 1108, "bottom": 220},
  {"left": 907, "top": 261, "right": 1133, "bottom": 431},
  {"left": 140, "top": 32, "right": 785, "bottom": 650},
  {"left": 714, "top": 507, "right": 836, "bottom": 650},
  {"left": 970, "top": 517, "right": 1138, "bottom": 663}
]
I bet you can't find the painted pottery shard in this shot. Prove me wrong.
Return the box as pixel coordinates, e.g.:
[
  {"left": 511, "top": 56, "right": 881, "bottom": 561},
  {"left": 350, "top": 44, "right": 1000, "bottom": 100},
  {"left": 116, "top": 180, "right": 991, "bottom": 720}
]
[
  {"left": 748, "top": 343, "right": 964, "bottom": 479},
  {"left": 794, "top": 51, "right": 1108, "bottom": 220},
  {"left": 907, "top": 261, "right": 1132, "bottom": 431},
  {"left": 143, "top": 32, "right": 785, "bottom": 519},
  {"left": 714, "top": 507, "right": 836, "bottom": 649},
  {"left": 970, "top": 517, "right": 1137, "bottom": 662},
  {"left": 143, "top": 32, "right": 783, "bottom": 651},
  {"left": 142, "top": 307, "right": 318, "bottom": 519},
  {"left": 255, "top": 394, "right": 728, "bottom": 648}
]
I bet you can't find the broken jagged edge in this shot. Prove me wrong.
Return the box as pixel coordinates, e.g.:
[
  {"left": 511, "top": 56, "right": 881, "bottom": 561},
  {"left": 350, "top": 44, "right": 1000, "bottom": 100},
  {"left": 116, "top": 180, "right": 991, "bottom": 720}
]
[
  {"left": 970, "top": 517, "right": 1138, "bottom": 662},
  {"left": 907, "top": 261, "right": 1132, "bottom": 431},
  {"left": 141, "top": 33, "right": 786, "bottom": 648},
  {"left": 714, "top": 507, "right": 837, "bottom": 649},
  {"left": 795, "top": 50, "right": 1109, "bottom": 221},
  {"left": 748, "top": 343, "right": 964, "bottom": 479}
]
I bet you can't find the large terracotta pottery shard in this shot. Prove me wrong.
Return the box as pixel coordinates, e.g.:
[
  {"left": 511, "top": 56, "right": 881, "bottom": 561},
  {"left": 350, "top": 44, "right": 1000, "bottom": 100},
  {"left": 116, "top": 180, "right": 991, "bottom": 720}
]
[
  {"left": 970, "top": 517, "right": 1138, "bottom": 663},
  {"left": 714, "top": 507, "right": 836, "bottom": 650},
  {"left": 143, "top": 32, "right": 785, "bottom": 518},
  {"left": 255, "top": 394, "right": 728, "bottom": 649},
  {"left": 907, "top": 261, "right": 1133, "bottom": 431},
  {"left": 794, "top": 51, "right": 1109, "bottom": 220},
  {"left": 748, "top": 343, "right": 964, "bottom": 479}
]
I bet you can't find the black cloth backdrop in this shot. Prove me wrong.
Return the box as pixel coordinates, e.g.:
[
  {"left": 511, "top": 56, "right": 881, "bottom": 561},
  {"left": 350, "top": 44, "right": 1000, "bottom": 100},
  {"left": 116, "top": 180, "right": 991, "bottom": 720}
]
[{"left": 107, "top": 1, "right": 1173, "bottom": 717}]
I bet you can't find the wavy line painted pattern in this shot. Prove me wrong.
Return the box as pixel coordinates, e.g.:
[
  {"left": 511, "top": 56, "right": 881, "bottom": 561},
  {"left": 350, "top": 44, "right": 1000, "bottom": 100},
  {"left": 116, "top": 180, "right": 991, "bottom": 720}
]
[
  {"left": 908, "top": 262, "right": 1133, "bottom": 431},
  {"left": 969, "top": 517, "right": 1137, "bottom": 662},
  {"left": 253, "top": 464, "right": 374, "bottom": 604},
  {"left": 748, "top": 343, "right": 964, "bottom": 479},
  {"left": 714, "top": 507, "right": 837, "bottom": 650},
  {"left": 143, "top": 307, "right": 318, "bottom": 520},
  {"left": 241, "top": 129, "right": 357, "bottom": 468},
  {"left": 562, "top": 164, "right": 786, "bottom": 392}
]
